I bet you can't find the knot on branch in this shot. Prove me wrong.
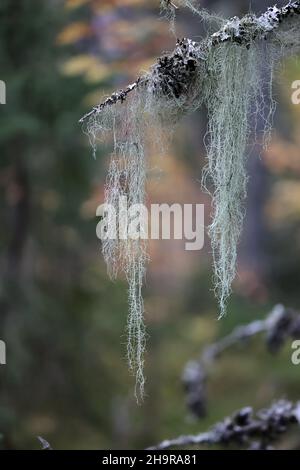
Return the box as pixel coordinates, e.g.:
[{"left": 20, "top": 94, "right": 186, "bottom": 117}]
[{"left": 150, "top": 38, "right": 199, "bottom": 99}]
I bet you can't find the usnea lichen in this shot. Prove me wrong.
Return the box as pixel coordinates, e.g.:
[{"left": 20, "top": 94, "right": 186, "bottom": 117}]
[
  {"left": 202, "top": 43, "right": 276, "bottom": 317},
  {"left": 85, "top": 38, "right": 204, "bottom": 399},
  {"left": 82, "top": 1, "right": 300, "bottom": 398},
  {"left": 160, "top": 0, "right": 225, "bottom": 28}
]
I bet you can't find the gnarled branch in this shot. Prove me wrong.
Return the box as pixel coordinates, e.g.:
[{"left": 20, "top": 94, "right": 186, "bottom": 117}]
[
  {"left": 148, "top": 400, "right": 300, "bottom": 450},
  {"left": 79, "top": 1, "right": 300, "bottom": 123},
  {"left": 183, "top": 305, "right": 300, "bottom": 418}
]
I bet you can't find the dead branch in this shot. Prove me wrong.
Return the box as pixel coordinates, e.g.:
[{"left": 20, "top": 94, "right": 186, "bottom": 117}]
[
  {"left": 79, "top": 1, "right": 300, "bottom": 123},
  {"left": 148, "top": 400, "right": 300, "bottom": 450},
  {"left": 37, "top": 436, "right": 52, "bottom": 450},
  {"left": 183, "top": 305, "right": 300, "bottom": 418}
]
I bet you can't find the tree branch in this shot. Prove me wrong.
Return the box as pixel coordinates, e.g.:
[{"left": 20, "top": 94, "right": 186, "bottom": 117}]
[
  {"left": 183, "top": 305, "right": 300, "bottom": 418},
  {"left": 79, "top": 1, "right": 300, "bottom": 123},
  {"left": 148, "top": 400, "right": 300, "bottom": 450}
]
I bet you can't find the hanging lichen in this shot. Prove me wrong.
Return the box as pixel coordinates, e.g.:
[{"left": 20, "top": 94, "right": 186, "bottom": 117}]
[
  {"left": 200, "top": 41, "right": 277, "bottom": 317},
  {"left": 87, "top": 93, "right": 149, "bottom": 400},
  {"left": 81, "top": 1, "right": 300, "bottom": 398},
  {"left": 85, "top": 42, "right": 202, "bottom": 400},
  {"left": 160, "top": 0, "right": 225, "bottom": 27}
]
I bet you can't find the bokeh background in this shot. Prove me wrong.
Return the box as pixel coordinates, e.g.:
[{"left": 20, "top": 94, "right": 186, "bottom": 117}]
[{"left": 0, "top": 0, "right": 300, "bottom": 450}]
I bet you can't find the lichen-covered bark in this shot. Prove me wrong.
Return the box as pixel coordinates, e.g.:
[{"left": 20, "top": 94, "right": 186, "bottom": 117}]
[
  {"left": 79, "top": 1, "right": 300, "bottom": 123},
  {"left": 149, "top": 400, "right": 300, "bottom": 450}
]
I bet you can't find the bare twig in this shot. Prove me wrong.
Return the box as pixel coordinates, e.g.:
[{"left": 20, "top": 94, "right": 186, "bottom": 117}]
[
  {"left": 148, "top": 400, "right": 300, "bottom": 450},
  {"left": 183, "top": 305, "right": 300, "bottom": 418},
  {"left": 79, "top": 1, "right": 300, "bottom": 123},
  {"left": 168, "top": 1, "right": 178, "bottom": 10},
  {"left": 37, "top": 436, "right": 52, "bottom": 450},
  {"left": 203, "top": 304, "right": 300, "bottom": 363}
]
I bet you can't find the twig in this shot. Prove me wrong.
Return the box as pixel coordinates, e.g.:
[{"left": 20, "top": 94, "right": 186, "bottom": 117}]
[
  {"left": 183, "top": 305, "right": 300, "bottom": 418},
  {"left": 79, "top": 81, "right": 140, "bottom": 123},
  {"left": 37, "top": 436, "right": 53, "bottom": 450},
  {"left": 79, "top": 1, "right": 300, "bottom": 123},
  {"left": 148, "top": 400, "right": 300, "bottom": 450},
  {"left": 169, "top": 1, "right": 178, "bottom": 10},
  {"left": 203, "top": 304, "right": 300, "bottom": 363}
]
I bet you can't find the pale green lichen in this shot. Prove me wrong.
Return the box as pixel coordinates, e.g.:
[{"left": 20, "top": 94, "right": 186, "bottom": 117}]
[
  {"left": 202, "top": 43, "right": 271, "bottom": 317},
  {"left": 160, "top": 0, "right": 225, "bottom": 28},
  {"left": 87, "top": 88, "right": 175, "bottom": 400},
  {"left": 85, "top": 1, "right": 300, "bottom": 398}
]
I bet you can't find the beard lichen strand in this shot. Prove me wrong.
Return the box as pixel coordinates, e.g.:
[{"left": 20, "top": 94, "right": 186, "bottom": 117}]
[
  {"left": 160, "top": 0, "right": 225, "bottom": 29},
  {"left": 95, "top": 75, "right": 204, "bottom": 399},
  {"left": 126, "top": 252, "right": 147, "bottom": 400},
  {"left": 92, "top": 87, "right": 185, "bottom": 400},
  {"left": 91, "top": 92, "right": 148, "bottom": 400},
  {"left": 202, "top": 43, "right": 270, "bottom": 317},
  {"left": 160, "top": 0, "right": 177, "bottom": 33},
  {"left": 201, "top": 8, "right": 300, "bottom": 317}
]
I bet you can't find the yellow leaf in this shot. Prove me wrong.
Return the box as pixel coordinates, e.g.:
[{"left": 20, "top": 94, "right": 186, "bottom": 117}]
[
  {"left": 57, "top": 22, "right": 91, "bottom": 45},
  {"left": 61, "top": 55, "right": 98, "bottom": 76}
]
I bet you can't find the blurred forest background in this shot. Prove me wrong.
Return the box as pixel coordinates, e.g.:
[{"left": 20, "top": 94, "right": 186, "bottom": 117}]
[{"left": 0, "top": 0, "right": 300, "bottom": 450}]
